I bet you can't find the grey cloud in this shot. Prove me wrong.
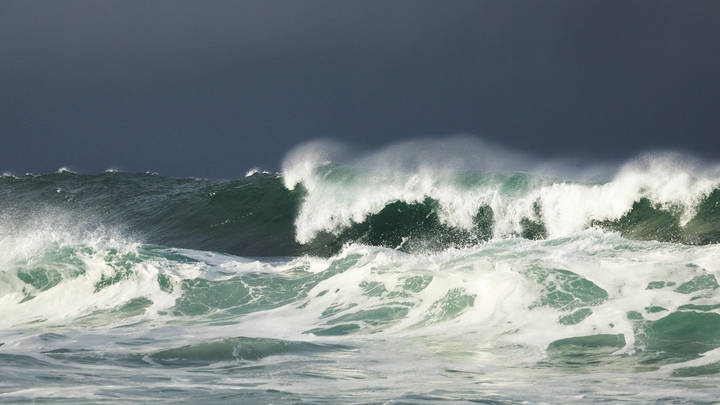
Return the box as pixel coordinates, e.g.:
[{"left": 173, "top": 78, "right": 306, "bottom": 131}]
[{"left": 1, "top": 1, "right": 719, "bottom": 177}]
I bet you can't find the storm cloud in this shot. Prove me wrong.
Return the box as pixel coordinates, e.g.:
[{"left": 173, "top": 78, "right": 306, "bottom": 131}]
[{"left": 2, "top": 1, "right": 719, "bottom": 177}]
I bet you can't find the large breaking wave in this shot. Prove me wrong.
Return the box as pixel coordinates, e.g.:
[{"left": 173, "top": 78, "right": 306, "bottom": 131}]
[
  {"left": 3, "top": 138, "right": 719, "bottom": 257},
  {"left": 2, "top": 138, "right": 720, "bottom": 402}
]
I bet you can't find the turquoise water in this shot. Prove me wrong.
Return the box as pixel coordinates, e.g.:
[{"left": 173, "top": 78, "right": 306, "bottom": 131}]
[{"left": 2, "top": 153, "right": 720, "bottom": 403}]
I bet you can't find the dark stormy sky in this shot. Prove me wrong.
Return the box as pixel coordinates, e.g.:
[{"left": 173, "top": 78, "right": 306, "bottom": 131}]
[{"left": 2, "top": 1, "right": 720, "bottom": 178}]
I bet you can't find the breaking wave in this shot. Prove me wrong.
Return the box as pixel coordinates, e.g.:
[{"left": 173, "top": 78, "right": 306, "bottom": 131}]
[{"left": 2, "top": 138, "right": 720, "bottom": 402}]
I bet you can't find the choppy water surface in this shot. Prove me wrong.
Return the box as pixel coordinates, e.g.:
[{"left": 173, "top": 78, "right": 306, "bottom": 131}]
[{"left": 2, "top": 144, "right": 720, "bottom": 403}]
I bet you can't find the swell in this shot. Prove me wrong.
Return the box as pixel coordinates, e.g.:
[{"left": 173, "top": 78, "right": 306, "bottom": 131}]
[
  {"left": 1, "top": 168, "right": 720, "bottom": 257},
  {"left": 0, "top": 171, "right": 304, "bottom": 256}
]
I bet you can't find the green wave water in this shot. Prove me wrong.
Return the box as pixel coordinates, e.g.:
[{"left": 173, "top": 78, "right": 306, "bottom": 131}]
[
  {"left": 2, "top": 168, "right": 720, "bottom": 256},
  {"left": 1, "top": 158, "right": 720, "bottom": 403}
]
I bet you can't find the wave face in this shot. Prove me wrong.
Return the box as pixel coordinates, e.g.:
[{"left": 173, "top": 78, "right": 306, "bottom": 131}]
[
  {"left": 0, "top": 171, "right": 304, "bottom": 256},
  {"left": 2, "top": 140, "right": 720, "bottom": 402}
]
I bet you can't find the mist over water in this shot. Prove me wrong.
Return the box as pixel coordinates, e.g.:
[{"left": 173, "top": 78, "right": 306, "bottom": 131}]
[{"left": 2, "top": 139, "right": 720, "bottom": 403}]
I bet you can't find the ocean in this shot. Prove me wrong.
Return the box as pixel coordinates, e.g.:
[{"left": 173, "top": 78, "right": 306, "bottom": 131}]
[{"left": 2, "top": 143, "right": 720, "bottom": 403}]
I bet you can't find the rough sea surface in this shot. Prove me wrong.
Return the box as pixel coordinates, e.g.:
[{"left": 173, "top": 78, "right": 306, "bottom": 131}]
[{"left": 2, "top": 143, "right": 720, "bottom": 403}]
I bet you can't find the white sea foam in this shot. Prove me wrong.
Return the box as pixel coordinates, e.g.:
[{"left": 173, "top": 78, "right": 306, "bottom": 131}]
[
  {"left": 56, "top": 167, "right": 76, "bottom": 174},
  {"left": 211, "top": 232, "right": 720, "bottom": 360},
  {"left": 2, "top": 211, "right": 720, "bottom": 401},
  {"left": 282, "top": 138, "right": 720, "bottom": 243},
  {"left": 244, "top": 167, "right": 273, "bottom": 177},
  {"left": 0, "top": 210, "right": 176, "bottom": 328}
]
